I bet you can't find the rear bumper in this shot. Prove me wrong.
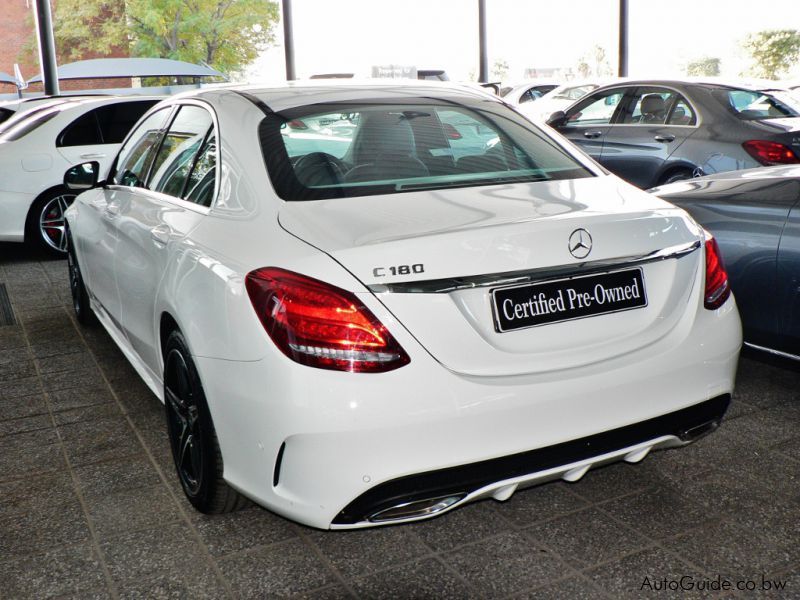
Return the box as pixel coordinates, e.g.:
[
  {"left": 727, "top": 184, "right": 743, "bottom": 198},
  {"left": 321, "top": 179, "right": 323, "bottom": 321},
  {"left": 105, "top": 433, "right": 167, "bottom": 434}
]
[
  {"left": 195, "top": 292, "right": 741, "bottom": 529},
  {"left": 333, "top": 394, "right": 729, "bottom": 526}
]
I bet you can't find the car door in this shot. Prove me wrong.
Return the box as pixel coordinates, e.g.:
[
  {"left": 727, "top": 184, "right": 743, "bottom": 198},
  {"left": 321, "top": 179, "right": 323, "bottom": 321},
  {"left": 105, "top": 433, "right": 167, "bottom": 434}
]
[
  {"left": 599, "top": 87, "right": 697, "bottom": 188},
  {"left": 113, "top": 102, "right": 216, "bottom": 374},
  {"left": 776, "top": 195, "right": 800, "bottom": 355},
  {"left": 56, "top": 100, "right": 157, "bottom": 175},
  {"left": 554, "top": 88, "right": 626, "bottom": 161},
  {"left": 79, "top": 107, "right": 174, "bottom": 330}
]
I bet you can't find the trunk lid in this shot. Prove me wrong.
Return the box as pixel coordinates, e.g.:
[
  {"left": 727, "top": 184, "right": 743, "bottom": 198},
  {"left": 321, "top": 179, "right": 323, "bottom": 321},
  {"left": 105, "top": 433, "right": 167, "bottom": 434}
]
[{"left": 279, "top": 175, "right": 704, "bottom": 376}]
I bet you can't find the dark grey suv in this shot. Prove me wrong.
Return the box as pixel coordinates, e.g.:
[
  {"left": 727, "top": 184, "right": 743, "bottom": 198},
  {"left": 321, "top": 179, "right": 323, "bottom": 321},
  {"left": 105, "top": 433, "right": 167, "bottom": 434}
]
[{"left": 546, "top": 80, "right": 800, "bottom": 188}]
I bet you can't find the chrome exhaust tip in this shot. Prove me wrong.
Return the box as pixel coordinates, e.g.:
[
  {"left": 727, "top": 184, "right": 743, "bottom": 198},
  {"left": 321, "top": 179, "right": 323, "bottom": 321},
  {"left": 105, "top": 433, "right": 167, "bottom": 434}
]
[
  {"left": 368, "top": 494, "right": 465, "bottom": 523},
  {"left": 680, "top": 419, "right": 720, "bottom": 442}
]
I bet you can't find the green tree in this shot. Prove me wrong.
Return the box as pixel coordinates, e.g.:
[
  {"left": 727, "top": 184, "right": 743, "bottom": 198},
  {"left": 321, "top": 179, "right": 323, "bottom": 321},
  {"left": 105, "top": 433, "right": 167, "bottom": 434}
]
[
  {"left": 742, "top": 29, "right": 800, "bottom": 79},
  {"left": 51, "top": 0, "right": 279, "bottom": 75},
  {"left": 685, "top": 56, "right": 721, "bottom": 77}
]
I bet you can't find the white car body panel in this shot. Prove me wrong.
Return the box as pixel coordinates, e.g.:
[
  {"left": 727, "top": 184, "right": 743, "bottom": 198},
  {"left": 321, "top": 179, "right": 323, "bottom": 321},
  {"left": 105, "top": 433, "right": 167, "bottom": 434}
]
[{"left": 66, "top": 83, "right": 741, "bottom": 529}]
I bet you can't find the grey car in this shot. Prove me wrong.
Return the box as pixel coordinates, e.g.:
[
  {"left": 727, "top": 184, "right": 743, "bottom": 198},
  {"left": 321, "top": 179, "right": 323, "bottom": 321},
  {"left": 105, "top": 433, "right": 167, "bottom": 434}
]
[
  {"left": 547, "top": 80, "right": 800, "bottom": 189},
  {"left": 651, "top": 165, "right": 800, "bottom": 359}
]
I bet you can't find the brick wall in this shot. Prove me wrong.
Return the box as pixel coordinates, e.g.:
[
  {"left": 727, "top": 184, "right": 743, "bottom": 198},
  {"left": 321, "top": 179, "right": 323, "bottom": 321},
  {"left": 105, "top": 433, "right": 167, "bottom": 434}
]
[
  {"left": 0, "top": 0, "right": 129, "bottom": 91},
  {"left": 0, "top": 0, "right": 38, "bottom": 80}
]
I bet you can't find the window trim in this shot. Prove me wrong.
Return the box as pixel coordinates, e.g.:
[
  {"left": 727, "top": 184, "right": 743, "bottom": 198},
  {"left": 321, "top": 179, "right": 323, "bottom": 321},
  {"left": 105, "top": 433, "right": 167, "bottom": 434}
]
[{"left": 108, "top": 99, "right": 221, "bottom": 212}]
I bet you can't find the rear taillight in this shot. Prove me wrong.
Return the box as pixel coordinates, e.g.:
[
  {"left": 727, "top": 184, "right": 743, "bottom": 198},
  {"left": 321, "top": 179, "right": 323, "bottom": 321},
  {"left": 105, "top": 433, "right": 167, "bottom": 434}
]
[
  {"left": 704, "top": 235, "right": 731, "bottom": 310},
  {"left": 287, "top": 119, "right": 308, "bottom": 130},
  {"left": 245, "top": 268, "right": 410, "bottom": 373},
  {"left": 742, "top": 140, "right": 800, "bottom": 165}
]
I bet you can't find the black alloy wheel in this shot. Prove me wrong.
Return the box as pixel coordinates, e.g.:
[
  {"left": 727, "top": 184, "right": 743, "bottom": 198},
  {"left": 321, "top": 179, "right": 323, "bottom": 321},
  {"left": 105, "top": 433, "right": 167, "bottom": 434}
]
[
  {"left": 163, "top": 330, "right": 248, "bottom": 513},
  {"left": 66, "top": 227, "right": 93, "bottom": 325},
  {"left": 659, "top": 169, "right": 694, "bottom": 186}
]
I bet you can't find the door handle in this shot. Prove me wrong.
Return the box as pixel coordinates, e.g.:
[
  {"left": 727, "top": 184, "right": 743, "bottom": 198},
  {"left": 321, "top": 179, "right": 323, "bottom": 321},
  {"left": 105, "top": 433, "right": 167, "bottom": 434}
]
[
  {"left": 150, "top": 224, "right": 171, "bottom": 246},
  {"left": 584, "top": 130, "right": 603, "bottom": 139},
  {"left": 104, "top": 203, "right": 120, "bottom": 217},
  {"left": 654, "top": 134, "right": 675, "bottom": 143},
  {"left": 80, "top": 153, "right": 106, "bottom": 159}
]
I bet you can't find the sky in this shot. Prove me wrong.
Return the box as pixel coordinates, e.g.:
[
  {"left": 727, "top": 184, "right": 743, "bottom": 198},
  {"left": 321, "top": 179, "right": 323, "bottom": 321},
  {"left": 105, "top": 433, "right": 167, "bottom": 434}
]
[{"left": 245, "top": 0, "right": 800, "bottom": 83}]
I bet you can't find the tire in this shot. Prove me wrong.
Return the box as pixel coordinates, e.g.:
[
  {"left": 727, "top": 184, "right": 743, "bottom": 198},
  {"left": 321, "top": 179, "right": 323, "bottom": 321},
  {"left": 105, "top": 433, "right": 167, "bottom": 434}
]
[
  {"left": 163, "top": 330, "right": 248, "bottom": 514},
  {"left": 65, "top": 227, "right": 94, "bottom": 325},
  {"left": 26, "top": 188, "right": 77, "bottom": 255},
  {"left": 658, "top": 169, "right": 693, "bottom": 186}
]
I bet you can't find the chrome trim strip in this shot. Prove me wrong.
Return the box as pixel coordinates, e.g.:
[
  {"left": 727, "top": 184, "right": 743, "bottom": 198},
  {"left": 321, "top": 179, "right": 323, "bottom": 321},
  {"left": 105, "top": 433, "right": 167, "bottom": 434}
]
[
  {"left": 744, "top": 342, "right": 800, "bottom": 362},
  {"left": 369, "top": 239, "right": 702, "bottom": 294}
]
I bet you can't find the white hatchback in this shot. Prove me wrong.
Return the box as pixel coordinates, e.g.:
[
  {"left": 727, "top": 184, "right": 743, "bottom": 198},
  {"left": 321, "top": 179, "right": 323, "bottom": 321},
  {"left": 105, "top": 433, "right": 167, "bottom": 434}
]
[
  {"left": 0, "top": 96, "right": 159, "bottom": 253},
  {"left": 64, "top": 82, "right": 741, "bottom": 529}
]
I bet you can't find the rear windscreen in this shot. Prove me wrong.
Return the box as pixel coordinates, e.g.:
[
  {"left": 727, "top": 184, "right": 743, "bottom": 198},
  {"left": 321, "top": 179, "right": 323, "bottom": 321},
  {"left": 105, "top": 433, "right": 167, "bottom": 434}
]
[
  {"left": 258, "top": 98, "right": 593, "bottom": 201},
  {"left": 714, "top": 88, "right": 800, "bottom": 120}
]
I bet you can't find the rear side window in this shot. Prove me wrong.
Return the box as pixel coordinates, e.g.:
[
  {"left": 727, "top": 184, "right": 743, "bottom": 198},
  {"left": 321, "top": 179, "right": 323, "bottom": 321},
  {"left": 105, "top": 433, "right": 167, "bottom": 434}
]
[
  {"left": 58, "top": 110, "right": 102, "bottom": 146},
  {"left": 618, "top": 88, "right": 697, "bottom": 126},
  {"left": 148, "top": 105, "right": 215, "bottom": 202},
  {"left": 96, "top": 101, "right": 158, "bottom": 143},
  {"left": 113, "top": 108, "right": 172, "bottom": 187},
  {"left": 261, "top": 98, "right": 593, "bottom": 201},
  {"left": 714, "top": 89, "right": 800, "bottom": 120},
  {"left": 58, "top": 101, "right": 159, "bottom": 147}
]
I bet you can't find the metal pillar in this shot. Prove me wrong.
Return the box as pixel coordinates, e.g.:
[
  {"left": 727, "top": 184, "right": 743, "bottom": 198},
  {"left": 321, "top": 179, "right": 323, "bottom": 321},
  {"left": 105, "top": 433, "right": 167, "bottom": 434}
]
[
  {"left": 33, "top": 0, "right": 60, "bottom": 96},
  {"left": 478, "top": 0, "right": 488, "bottom": 82},
  {"left": 282, "top": 0, "right": 296, "bottom": 81},
  {"left": 618, "top": 0, "right": 629, "bottom": 77}
]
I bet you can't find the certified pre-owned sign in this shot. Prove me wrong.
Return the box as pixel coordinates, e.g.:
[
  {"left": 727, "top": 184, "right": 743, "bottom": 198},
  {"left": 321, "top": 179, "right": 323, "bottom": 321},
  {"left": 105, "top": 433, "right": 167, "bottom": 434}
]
[{"left": 492, "top": 268, "right": 648, "bottom": 332}]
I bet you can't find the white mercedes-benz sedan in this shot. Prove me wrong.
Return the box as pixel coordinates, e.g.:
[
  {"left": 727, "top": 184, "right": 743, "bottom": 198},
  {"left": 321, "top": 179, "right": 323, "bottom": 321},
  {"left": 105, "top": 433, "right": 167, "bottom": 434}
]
[
  {"left": 0, "top": 95, "right": 159, "bottom": 253},
  {"left": 63, "top": 82, "right": 742, "bottom": 529}
]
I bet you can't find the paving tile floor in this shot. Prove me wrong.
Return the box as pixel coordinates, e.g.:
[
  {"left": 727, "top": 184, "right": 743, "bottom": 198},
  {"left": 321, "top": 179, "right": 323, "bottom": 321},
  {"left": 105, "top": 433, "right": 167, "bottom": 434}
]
[{"left": 1, "top": 243, "right": 799, "bottom": 599}]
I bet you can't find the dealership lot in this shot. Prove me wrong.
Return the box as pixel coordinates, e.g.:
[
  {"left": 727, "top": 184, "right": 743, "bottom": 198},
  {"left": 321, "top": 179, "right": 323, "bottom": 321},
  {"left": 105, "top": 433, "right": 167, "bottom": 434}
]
[{"left": 1, "top": 243, "right": 798, "bottom": 599}]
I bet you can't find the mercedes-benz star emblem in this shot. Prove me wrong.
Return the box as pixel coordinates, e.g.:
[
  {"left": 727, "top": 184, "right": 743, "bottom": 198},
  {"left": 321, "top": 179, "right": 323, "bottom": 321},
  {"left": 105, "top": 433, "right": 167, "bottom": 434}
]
[{"left": 568, "top": 228, "right": 592, "bottom": 259}]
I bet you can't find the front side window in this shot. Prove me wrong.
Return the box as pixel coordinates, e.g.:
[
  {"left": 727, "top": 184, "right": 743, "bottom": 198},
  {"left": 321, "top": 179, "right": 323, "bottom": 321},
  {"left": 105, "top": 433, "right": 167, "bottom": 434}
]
[
  {"left": 260, "top": 98, "right": 593, "bottom": 201},
  {"left": 553, "top": 84, "right": 598, "bottom": 101},
  {"left": 566, "top": 90, "right": 625, "bottom": 125},
  {"left": 113, "top": 108, "right": 172, "bottom": 187}
]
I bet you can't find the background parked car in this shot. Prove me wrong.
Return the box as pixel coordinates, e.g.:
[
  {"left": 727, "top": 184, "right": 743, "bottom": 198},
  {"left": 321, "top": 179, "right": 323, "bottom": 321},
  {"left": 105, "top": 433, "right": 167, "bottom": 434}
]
[
  {"left": 651, "top": 165, "right": 800, "bottom": 359},
  {"left": 0, "top": 95, "right": 159, "bottom": 253},
  {"left": 547, "top": 79, "right": 800, "bottom": 189},
  {"left": 500, "top": 79, "right": 560, "bottom": 105},
  {"left": 517, "top": 79, "right": 617, "bottom": 122}
]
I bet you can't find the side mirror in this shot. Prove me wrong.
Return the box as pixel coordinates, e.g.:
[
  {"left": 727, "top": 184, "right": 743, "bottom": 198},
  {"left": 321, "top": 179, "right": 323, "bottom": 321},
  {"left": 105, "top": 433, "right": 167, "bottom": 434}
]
[
  {"left": 64, "top": 161, "right": 100, "bottom": 191},
  {"left": 546, "top": 110, "right": 568, "bottom": 128}
]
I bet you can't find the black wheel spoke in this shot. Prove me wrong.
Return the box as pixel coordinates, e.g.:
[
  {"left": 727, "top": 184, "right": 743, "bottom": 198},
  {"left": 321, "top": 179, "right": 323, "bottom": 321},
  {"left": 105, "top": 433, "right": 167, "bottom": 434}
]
[{"left": 165, "top": 350, "right": 203, "bottom": 495}]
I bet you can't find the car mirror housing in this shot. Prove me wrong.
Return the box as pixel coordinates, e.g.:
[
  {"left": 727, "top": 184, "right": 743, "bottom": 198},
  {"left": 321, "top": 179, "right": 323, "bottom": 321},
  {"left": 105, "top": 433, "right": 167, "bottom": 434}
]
[
  {"left": 64, "top": 161, "right": 101, "bottom": 191},
  {"left": 546, "top": 110, "right": 568, "bottom": 128}
]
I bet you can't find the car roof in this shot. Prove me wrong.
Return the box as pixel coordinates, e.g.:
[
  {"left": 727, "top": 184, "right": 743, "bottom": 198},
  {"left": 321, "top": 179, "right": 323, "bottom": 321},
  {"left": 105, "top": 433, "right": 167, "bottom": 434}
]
[
  {"left": 174, "top": 80, "right": 502, "bottom": 113},
  {"left": 589, "top": 78, "right": 792, "bottom": 92}
]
